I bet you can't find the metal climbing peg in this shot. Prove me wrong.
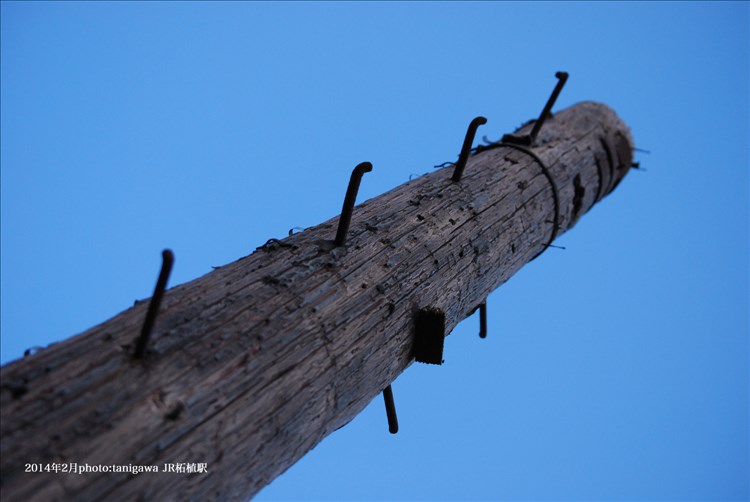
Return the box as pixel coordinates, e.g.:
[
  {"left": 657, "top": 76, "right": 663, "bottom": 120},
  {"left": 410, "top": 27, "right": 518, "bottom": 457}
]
[
  {"left": 452, "top": 116, "right": 487, "bottom": 182},
  {"left": 479, "top": 301, "right": 487, "bottom": 339},
  {"left": 334, "top": 162, "right": 373, "bottom": 246},
  {"left": 383, "top": 384, "right": 398, "bottom": 434},
  {"left": 503, "top": 71, "right": 569, "bottom": 146},
  {"left": 134, "top": 249, "right": 174, "bottom": 359},
  {"left": 529, "top": 71, "right": 569, "bottom": 145}
]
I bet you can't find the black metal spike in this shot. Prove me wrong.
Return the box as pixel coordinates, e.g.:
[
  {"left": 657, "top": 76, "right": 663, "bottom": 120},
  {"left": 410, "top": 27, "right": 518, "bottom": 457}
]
[
  {"left": 503, "top": 71, "right": 569, "bottom": 147},
  {"left": 479, "top": 301, "right": 487, "bottom": 339},
  {"left": 452, "top": 116, "right": 487, "bottom": 182},
  {"left": 528, "top": 71, "right": 569, "bottom": 144},
  {"left": 334, "top": 162, "right": 373, "bottom": 246},
  {"left": 134, "top": 249, "right": 174, "bottom": 359},
  {"left": 383, "top": 384, "right": 398, "bottom": 434}
]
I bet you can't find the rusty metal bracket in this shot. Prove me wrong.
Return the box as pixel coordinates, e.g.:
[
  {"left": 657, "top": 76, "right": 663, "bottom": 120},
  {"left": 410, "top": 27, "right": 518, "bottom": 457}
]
[{"left": 413, "top": 307, "right": 446, "bottom": 364}]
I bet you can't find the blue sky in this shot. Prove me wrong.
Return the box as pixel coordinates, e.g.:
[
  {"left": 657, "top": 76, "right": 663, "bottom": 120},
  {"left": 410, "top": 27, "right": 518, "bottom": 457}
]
[{"left": 1, "top": 2, "right": 747, "bottom": 500}]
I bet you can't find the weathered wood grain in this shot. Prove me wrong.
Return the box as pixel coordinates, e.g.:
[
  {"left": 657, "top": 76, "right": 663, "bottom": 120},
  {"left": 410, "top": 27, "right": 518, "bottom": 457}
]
[{"left": 0, "top": 101, "right": 633, "bottom": 500}]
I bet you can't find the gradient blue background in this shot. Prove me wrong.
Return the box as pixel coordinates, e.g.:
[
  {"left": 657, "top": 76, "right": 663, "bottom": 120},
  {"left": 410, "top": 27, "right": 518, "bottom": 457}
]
[{"left": 1, "top": 2, "right": 747, "bottom": 500}]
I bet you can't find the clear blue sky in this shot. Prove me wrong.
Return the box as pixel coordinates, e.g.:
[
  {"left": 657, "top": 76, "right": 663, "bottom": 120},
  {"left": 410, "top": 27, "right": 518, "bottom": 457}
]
[{"left": 1, "top": 2, "right": 747, "bottom": 500}]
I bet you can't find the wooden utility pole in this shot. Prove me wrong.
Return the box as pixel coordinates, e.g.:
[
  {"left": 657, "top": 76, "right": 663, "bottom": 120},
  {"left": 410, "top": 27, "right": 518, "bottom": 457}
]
[{"left": 1, "top": 88, "right": 634, "bottom": 499}]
